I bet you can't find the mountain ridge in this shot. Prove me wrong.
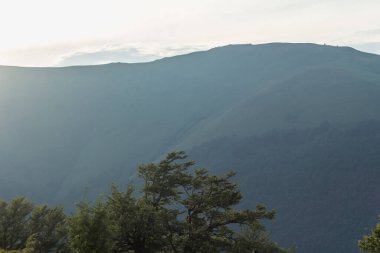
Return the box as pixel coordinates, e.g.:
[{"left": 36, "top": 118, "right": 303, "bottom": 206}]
[
  {"left": 1, "top": 42, "right": 378, "bottom": 69},
  {"left": 0, "top": 43, "right": 379, "bottom": 253}
]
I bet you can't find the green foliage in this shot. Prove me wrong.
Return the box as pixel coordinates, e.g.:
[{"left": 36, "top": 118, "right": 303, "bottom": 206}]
[
  {"left": 0, "top": 151, "right": 289, "bottom": 253},
  {"left": 139, "top": 151, "right": 194, "bottom": 207},
  {"left": 230, "top": 222, "right": 291, "bottom": 253},
  {"left": 68, "top": 201, "right": 112, "bottom": 253},
  {"left": 107, "top": 185, "right": 169, "bottom": 253},
  {"left": 359, "top": 215, "right": 380, "bottom": 253},
  {"left": 112, "top": 151, "right": 285, "bottom": 253},
  {"left": 173, "top": 168, "right": 275, "bottom": 253},
  {"left": 0, "top": 198, "right": 68, "bottom": 253},
  {"left": 29, "top": 205, "right": 68, "bottom": 253},
  {"left": 0, "top": 198, "right": 33, "bottom": 250}
]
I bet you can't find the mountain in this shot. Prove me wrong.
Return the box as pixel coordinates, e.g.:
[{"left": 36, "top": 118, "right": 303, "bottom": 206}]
[{"left": 0, "top": 43, "right": 380, "bottom": 253}]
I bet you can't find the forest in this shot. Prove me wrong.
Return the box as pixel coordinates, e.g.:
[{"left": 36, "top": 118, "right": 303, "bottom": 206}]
[
  {"left": 0, "top": 152, "right": 290, "bottom": 253},
  {"left": 0, "top": 151, "right": 379, "bottom": 253}
]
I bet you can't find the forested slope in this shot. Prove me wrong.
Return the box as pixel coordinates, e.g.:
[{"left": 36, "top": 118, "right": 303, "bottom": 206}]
[{"left": 1, "top": 43, "right": 380, "bottom": 252}]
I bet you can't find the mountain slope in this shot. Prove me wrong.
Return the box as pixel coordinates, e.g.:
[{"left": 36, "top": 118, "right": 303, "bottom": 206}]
[
  {"left": 189, "top": 120, "right": 380, "bottom": 253},
  {"left": 0, "top": 43, "right": 380, "bottom": 253}
]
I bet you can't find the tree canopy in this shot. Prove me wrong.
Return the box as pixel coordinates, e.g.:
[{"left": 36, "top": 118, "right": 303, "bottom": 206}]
[
  {"left": 0, "top": 151, "right": 289, "bottom": 253},
  {"left": 98, "top": 151, "right": 286, "bottom": 253}
]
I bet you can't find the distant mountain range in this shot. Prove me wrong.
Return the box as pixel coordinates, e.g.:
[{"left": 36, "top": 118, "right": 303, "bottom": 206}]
[{"left": 1, "top": 43, "right": 380, "bottom": 253}]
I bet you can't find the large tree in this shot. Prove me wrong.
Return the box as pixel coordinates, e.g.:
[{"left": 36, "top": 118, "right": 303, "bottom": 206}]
[
  {"left": 0, "top": 151, "right": 289, "bottom": 253},
  {"left": 108, "top": 151, "right": 287, "bottom": 253}
]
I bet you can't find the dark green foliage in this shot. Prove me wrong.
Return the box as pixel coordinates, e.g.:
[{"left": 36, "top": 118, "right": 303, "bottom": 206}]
[
  {"left": 107, "top": 185, "right": 168, "bottom": 253},
  {"left": 29, "top": 205, "right": 68, "bottom": 253},
  {"left": 0, "top": 152, "right": 288, "bottom": 253},
  {"left": 174, "top": 169, "right": 275, "bottom": 253},
  {"left": 138, "top": 151, "right": 194, "bottom": 207},
  {"left": 0, "top": 152, "right": 285, "bottom": 253},
  {"left": 121, "top": 151, "right": 285, "bottom": 253},
  {"left": 0, "top": 198, "right": 33, "bottom": 250},
  {"left": 359, "top": 215, "right": 380, "bottom": 253},
  {"left": 63, "top": 152, "right": 287, "bottom": 253},
  {"left": 0, "top": 199, "right": 68, "bottom": 253},
  {"left": 230, "top": 222, "right": 292, "bottom": 253},
  {"left": 68, "top": 201, "right": 112, "bottom": 253}
]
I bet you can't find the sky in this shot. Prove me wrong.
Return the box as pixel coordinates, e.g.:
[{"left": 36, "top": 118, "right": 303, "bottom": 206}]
[{"left": 0, "top": 0, "right": 379, "bottom": 67}]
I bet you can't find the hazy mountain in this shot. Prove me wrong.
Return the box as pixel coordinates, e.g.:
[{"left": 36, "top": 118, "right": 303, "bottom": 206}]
[{"left": 1, "top": 43, "right": 380, "bottom": 253}]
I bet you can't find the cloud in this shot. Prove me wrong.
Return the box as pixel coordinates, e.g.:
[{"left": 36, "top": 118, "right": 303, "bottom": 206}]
[
  {"left": 55, "top": 47, "right": 158, "bottom": 66},
  {"left": 0, "top": 42, "right": 211, "bottom": 67},
  {"left": 54, "top": 44, "right": 210, "bottom": 67}
]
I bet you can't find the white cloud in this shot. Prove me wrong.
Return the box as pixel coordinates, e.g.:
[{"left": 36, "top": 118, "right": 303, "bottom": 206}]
[
  {"left": 55, "top": 48, "right": 157, "bottom": 66},
  {"left": 0, "top": 40, "right": 211, "bottom": 67},
  {"left": 54, "top": 44, "right": 210, "bottom": 66}
]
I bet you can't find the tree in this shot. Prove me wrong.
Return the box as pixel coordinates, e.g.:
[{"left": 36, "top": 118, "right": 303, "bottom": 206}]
[
  {"left": 230, "top": 221, "right": 291, "bottom": 253},
  {"left": 359, "top": 215, "right": 380, "bottom": 253},
  {"left": 105, "top": 151, "right": 195, "bottom": 253},
  {"left": 108, "top": 151, "right": 278, "bottom": 252},
  {"left": 68, "top": 201, "right": 112, "bottom": 253},
  {"left": 0, "top": 151, "right": 289, "bottom": 253},
  {"left": 107, "top": 185, "right": 169, "bottom": 253},
  {"left": 28, "top": 205, "right": 68, "bottom": 253},
  {"left": 0, "top": 198, "right": 33, "bottom": 250},
  {"left": 169, "top": 169, "right": 274, "bottom": 253}
]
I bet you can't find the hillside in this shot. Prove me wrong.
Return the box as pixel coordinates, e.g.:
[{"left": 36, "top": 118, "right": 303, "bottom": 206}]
[{"left": 0, "top": 43, "right": 380, "bottom": 252}]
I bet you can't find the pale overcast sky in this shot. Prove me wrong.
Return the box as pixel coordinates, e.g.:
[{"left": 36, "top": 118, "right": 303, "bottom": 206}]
[{"left": 0, "top": 0, "right": 379, "bottom": 66}]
